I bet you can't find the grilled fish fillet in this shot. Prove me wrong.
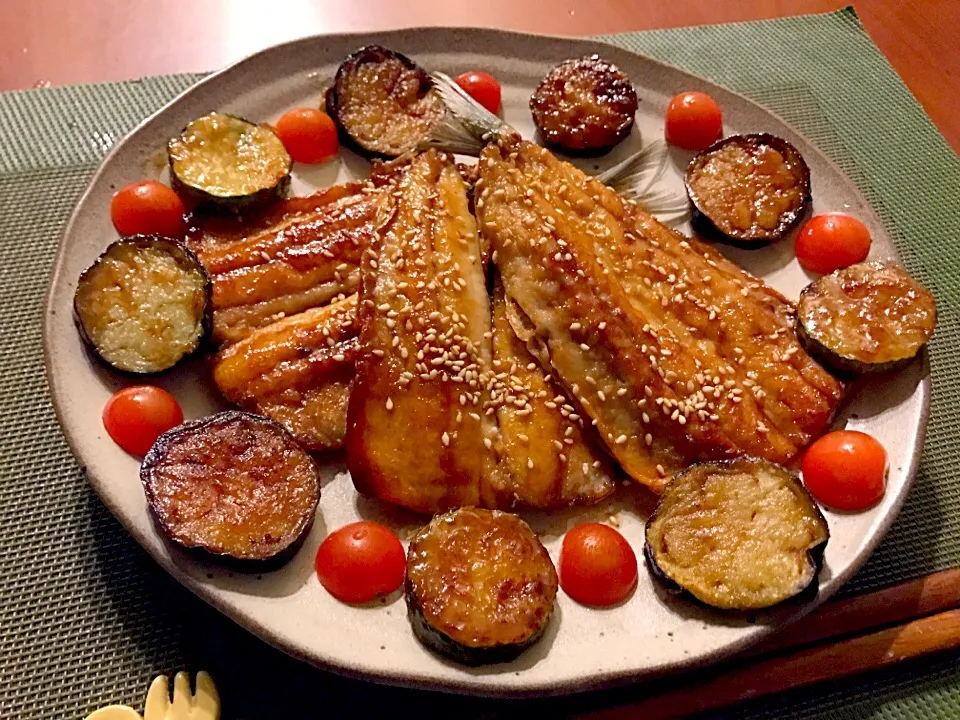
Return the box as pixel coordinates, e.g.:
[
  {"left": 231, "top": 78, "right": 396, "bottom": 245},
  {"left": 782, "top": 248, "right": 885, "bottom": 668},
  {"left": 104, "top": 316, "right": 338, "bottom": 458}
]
[
  {"left": 346, "top": 150, "right": 498, "bottom": 512},
  {"left": 488, "top": 278, "right": 617, "bottom": 509},
  {"left": 187, "top": 182, "right": 384, "bottom": 345},
  {"left": 476, "top": 140, "right": 843, "bottom": 492},
  {"left": 212, "top": 295, "right": 359, "bottom": 450}
]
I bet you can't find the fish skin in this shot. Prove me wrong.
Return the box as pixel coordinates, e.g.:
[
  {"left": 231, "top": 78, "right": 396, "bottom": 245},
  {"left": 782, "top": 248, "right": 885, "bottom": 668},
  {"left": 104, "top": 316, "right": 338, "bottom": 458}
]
[
  {"left": 476, "top": 140, "right": 843, "bottom": 492},
  {"left": 211, "top": 295, "right": 359, "bottom": 451},
  {"left": 188, "top": 183, "right": 384, "bottom": 346}
]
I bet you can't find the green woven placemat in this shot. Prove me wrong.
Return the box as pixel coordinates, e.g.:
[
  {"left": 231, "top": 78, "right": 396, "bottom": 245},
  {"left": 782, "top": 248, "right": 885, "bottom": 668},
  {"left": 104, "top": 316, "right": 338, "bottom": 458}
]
[{"left": 1, "top": 7, "right": 958, "bottom": 719}]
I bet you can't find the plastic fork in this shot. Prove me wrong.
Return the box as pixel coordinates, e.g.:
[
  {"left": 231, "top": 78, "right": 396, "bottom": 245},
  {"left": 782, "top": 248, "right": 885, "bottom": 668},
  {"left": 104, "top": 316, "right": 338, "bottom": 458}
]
[{"left": 143, "top": 672, "right": 219, "bottom": 720}]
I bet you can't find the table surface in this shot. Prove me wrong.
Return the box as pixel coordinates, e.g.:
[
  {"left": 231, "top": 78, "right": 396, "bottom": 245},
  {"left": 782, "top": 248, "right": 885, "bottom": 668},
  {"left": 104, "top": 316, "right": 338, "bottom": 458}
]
[{"left": 3, "top": 0, "right": 959, "bottom": 154}]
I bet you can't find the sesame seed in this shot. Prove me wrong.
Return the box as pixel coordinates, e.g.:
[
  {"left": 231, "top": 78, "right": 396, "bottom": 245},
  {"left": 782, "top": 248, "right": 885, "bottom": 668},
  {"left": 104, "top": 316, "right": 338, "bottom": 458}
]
[
  {"left": 441, "top": 432, "right": 450, "bottom": 447},
  {"left": 645, "top": 433, "right": 653, "bottom": 446},
  {"left": 527, "top": 458, "right": 535, "bottom": 469},
  {"left": 615, "top": 434, "right": 627, "bottom": 445}
]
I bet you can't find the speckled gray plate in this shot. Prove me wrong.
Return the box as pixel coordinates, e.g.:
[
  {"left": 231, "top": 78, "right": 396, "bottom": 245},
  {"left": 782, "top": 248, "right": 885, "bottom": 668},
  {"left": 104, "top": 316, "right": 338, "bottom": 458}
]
[{"left": 43, "top": 28, "right": 928, "bottom": 697}]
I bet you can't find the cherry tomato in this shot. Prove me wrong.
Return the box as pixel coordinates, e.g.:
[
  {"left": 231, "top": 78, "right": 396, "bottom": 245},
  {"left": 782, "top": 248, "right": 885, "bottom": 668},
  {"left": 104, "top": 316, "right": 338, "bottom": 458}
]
[
  {"left": 802, "top": 430, "right": 887, "bottom": 511},
  {"left": 274, "top": 108, "right": 339, "bottom": 164},
  {"left": 110, "top": 181, "right": 186, "bottom": 238},
  {"left": 315, "top": 521, "right": 406, "bottom": 604},
  {"left": 665, "top": 91, "right": 723, "bottom": 151},
  {"left": 795, "top": 213, "right": 872, "bottom": 274},
  {"left": 103, "top": 386, "right": 183, "bottom": 456},
  {"left": 559, "top": 522, "right": 638, "bottom": 606},
  {"left": 455, "top": 71, "right": 502, "bottom": 115}
]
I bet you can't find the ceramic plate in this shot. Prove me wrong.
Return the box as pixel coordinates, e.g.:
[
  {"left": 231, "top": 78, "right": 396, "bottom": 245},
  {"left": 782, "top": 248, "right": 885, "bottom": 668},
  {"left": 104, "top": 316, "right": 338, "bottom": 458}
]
[{"left": 44, "top": 28, "right": 929, "bottom": 697}]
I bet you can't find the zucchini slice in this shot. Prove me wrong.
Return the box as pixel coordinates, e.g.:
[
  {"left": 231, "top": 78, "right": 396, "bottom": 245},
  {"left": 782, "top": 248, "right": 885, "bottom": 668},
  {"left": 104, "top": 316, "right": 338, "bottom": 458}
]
[
  {"left": 406, "top": 507, "right": 558, "bottom": 665},
  {"left": 685, "top": 134, "right": 811, "bottom": 245},
  {"left": 645, "top": 457, "right": 829, "bottom": 611},
  {"left": 141, "top": 411, "right": 320, "bottom": 564},
  {"left": 168, "top": 112, "right": 291, "bottom": 209},
  {"left": 326, "top": 45, "right": 445, "bottom": 157},
  {"left": 73, "top": 235, "right": 212, "bottom": 374},
  {"left": 797, "top": 261, "right": 937, "bottom": 374}
]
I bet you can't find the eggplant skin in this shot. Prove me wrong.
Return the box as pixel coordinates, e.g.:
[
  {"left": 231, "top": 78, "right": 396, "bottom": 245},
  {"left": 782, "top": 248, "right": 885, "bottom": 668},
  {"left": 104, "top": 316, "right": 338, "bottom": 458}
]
[
  {"left": 405, "top": 508, "right": 558, "bottom": 665},
  {"left": 797, "top": 262, "right": 938, "bottom": 376},
  {"left": 645, "top": 457, "right": 829, "bottom": 611},
  {"left": 140, "top": 410, "right": 320, "bottom": 566},
  {"left": 73, "top": 235, "right": 213, "bottom": 375},
  {"left": 326, "top": 45, "right": 445, "bottom": 158},
  {"left": 168, "top": 112, "right": 291, "bottom": 211},
  {"left": 685, "top": 134, "right": 811, "bottom": 246}
]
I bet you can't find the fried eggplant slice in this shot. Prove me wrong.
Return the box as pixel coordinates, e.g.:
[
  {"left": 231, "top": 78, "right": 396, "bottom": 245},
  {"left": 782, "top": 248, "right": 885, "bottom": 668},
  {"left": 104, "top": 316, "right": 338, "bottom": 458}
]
[
  {"left": 487, "top": 278, "right": 616, "bottom": 509},
  {"left": 327, "top": 45, "right": 445, "bottom": 158},
  {"left": 406, "top": 507, "right": 558, "bottom": 665},
  {"left": 685, "top": 134, "right": 811, "bottom": 245},
  {"left": 476, "top": 140, "right": 843, "bottom": 492},
  {"left": 212, "top": 295, "right": 359, "bottom": 450},
  {"left": 141, "top": 411, "right": 320, "bottom": 564},
  {"left": 74, "top": 236, "right": 212, "bottom": 374},
  {"left": 645, "top": 457, "right": 829, "bottom": 610},
  {"left": 168, "top": 112, "right": 291, "bottom": 210},
  {"left": 797, "top": 262, "right": 937, "bottom": 375},
  {"left": 530, "top": 55, "right": 638, "bottom": 153},
  {"left": 187, "top": 182, "right": 384, "bottom": 345},
  {"left": 346, "top": 150, "right": 497, "bottom": 513}
]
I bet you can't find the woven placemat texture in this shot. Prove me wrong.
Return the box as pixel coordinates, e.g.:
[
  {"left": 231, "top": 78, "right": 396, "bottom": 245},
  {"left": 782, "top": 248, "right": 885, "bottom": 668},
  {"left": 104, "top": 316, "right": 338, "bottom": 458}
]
[{"left": 1, "top": 7, "right": 958, "bottom": 719}]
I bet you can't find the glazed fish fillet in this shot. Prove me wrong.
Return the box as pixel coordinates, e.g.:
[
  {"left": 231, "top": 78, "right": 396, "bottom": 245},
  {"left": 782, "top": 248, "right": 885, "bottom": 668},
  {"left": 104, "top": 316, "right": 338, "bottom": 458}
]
[
  {"left": 476, "top": 140, "right": 844, "bottom": 492},
  {"left": 212, "top": 295, "right": 359, "bottom": 450},
  {"left": 488, "top": 279, "right": 616, "bottom": 509},
  {"left": 187, "top": 182, "right": 384, "bottom": 345},
  {"left": 346, "top": 150, "right": 497, "bottom": 512}
]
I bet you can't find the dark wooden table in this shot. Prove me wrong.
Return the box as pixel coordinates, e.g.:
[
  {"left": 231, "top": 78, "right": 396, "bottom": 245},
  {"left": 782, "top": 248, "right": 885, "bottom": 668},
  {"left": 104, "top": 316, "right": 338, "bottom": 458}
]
[{"left": 2, "top": 0, "right": 959, "bottom": 153}]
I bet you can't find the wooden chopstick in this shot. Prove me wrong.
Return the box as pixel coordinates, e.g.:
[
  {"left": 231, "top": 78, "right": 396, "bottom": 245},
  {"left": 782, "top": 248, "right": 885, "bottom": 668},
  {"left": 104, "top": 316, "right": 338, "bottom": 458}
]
[{"left": 576, "top": 568, "right": 960, "bottom": 720}]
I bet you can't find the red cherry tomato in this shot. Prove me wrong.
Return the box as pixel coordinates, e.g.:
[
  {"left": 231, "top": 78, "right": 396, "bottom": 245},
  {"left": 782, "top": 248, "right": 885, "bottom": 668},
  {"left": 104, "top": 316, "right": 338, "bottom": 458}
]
[
  {"left": 274, "top": 108, "right": 339, "bottom": 164},
  {"left": 102, "top": 386, "right": 183, "bottom": 456},
  {"left": 559, "top": 522, "right": 638, "bottom": 606},
  {"left": 795, "top": 213, "right": 872, "bottom": 274},
  {"left": 455, "top": 71, "right": 502, "bottom": 115},
  {"left": 110, "top": 181, "right": 186, "bottom": 238},
  {"left": 802, "top": 430, "right": 887, "bottom": 511},
  {"left": 665, "top": 91, "right": 723, "bottom": 151},
  {"left": 315, "top": 522, "right": 406, "bottom": 604}
]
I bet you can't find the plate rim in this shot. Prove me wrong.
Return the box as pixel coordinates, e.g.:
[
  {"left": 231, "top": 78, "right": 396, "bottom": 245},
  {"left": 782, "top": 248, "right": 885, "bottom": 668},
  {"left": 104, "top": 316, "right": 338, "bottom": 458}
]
[{"left": 42, "top": 25, "right": 930, "bottom": 698}]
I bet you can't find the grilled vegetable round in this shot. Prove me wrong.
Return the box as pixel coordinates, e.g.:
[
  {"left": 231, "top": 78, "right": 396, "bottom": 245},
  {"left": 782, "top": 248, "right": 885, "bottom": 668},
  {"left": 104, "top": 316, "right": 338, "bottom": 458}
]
[
  {"left": 167, "top": 112, "right": 291, "bottom": 209},
  {"left": 685, "top": 134, "right": 811, "bottom": 245},
  {"left": 73, "top": 236, "right": 212, "bottom": 374},
  {"left": 530, "top": 55, "right": 638, "bottom": 153},
  {"left": 406, "top": 507, "right": 558, "bottom": 665},
  {"left": 141, "top": 411, "right": 320, "bottom": 564},
  {"left": 797, "top": 262, "right": 937, "bottom": 375},
  {"left": 326, "top": 45, "right": 445, "bottom": 157},
  {"left": 645, "top": 457, "right": 829, "bottom": 611}
]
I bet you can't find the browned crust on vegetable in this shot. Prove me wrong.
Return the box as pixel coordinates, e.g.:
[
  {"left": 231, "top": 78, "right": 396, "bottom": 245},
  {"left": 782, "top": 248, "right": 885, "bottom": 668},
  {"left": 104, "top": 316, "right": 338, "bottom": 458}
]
[
  {"left": 476, "top": 139, "right": 843, "bottom": 493},
  {"left": 326, "top": 45, "right": 445, "bottom": 158},
  {"left": 797, "top": 261, "right": 937, "bottom": 374},
  {"left": 685, "top": 134, "right": 811, "bottom": 245},
  {"left": 406, "top": 507, "right": 557, "bottom": 664},
  {"left": 530, "top": 55, "right": 638, "bottom": 153},
  {"left": 73, "top": 235, "right": 212, "bottom": 375},
  {"left": 141, "top": 410, "right": 320, "bottom": 563},
  {"left": 645, "top": 456, "right": 829, "bottom": 610}
]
